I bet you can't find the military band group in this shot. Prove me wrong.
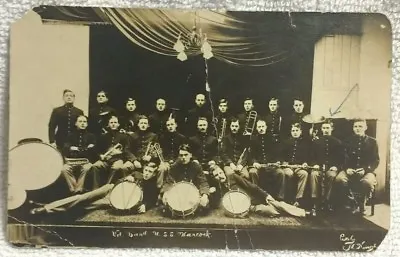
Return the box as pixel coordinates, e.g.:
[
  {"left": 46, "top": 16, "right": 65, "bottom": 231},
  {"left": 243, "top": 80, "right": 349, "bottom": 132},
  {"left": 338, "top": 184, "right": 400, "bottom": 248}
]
[{"left": 34, "top": 89, "right": 380, "bottom": 219}]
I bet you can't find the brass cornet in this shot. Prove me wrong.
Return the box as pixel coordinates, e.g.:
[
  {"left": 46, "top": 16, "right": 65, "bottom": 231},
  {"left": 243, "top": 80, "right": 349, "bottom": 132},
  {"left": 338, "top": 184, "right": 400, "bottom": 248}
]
[
  {"left": 152, "top": 143, "right": 165, "bottom": 163},
  {"left": 243, "top": 110, "right": 257, "bottom": 136}
]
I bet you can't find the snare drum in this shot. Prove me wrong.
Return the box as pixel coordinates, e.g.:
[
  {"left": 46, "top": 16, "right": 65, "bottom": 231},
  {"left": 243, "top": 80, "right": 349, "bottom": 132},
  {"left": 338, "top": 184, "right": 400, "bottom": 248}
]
[
  {"left": 9, "top": 140, "right": 64, "bottom": 190},
  {"left": 221, "top": 190, "right": 251, "bottom": 218},
  {"left": 109, "top": 181, "right": 143, "bottom": 212},
  {"left": 165, "top": 182, "right": 200, "bottom": 218}
]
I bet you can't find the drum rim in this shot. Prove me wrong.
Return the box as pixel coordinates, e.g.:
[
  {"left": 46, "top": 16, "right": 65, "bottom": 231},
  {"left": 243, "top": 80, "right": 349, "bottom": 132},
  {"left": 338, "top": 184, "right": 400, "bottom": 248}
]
[
  {"left": 9, "top": 141, "right": 65, "bottom": 190},
  {"left": 165, "top": 181, "right": 200, "bottom": 217},
  {"left": 9, "top": 141, "right": 65, "bottom": 162},
  {"left": 222, "top": 190, "right": 251, "bottom": 217},
  {"left": 109, "top": 181, "right": 143, "bottom": 211}
]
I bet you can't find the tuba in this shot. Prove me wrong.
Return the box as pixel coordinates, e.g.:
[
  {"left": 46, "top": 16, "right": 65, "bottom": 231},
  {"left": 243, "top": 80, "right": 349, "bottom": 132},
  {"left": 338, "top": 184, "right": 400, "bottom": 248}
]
[{"left": 243, "top": 110, "right": 257, "bottom": 136}]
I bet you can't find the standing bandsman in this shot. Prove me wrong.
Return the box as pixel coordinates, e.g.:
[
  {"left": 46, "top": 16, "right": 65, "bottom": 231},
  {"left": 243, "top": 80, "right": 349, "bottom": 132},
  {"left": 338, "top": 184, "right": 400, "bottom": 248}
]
[
  {"left": 120, "top": 97, "right": 141, "bottom": 134},
  {"left": 185, "top": 93, "right": 212, "bottom": 136},
  {"left": 278, "top": 123, "right": 311, "bottom": 206},
  {"left": 213, "top": 98, "right": 233, "bottom": 141},
  {"left": 61, "top": 115, "right": 96, "bottom": 193},
  {"left": 88, "top": 90, "right": 116, "bottom": 137},
  {"left": 221, "top": 119, "right": 250, "bottom": 180},
  {"left": 149, "top": 98, "right": 170, "bottom": 135},
  {"left": 334, "top": 119, "right": 379, "bottom": 215},
  {"left": 264, "top": 97, "right": 283, "bottom": 143},
  {"left": 48, "top": 89, "right": 84, "bottom": 149},
  {"left": 91, "top": 116, "right": 134, "bottom": 186},
  {"left": 237, "top": 98, "right": 257, "bottom": 135},
  {"left": 285, "top": 97, "right": 312, "bottom": 139},
  {"left": 310, "top": 119, "right": 344, "bottom": 213}
]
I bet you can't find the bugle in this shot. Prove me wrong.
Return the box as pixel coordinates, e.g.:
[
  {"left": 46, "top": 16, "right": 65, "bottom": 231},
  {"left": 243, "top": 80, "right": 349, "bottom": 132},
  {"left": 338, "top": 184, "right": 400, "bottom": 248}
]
[{"left": 243, "top": 111, "right": 257, "bottom": 136}]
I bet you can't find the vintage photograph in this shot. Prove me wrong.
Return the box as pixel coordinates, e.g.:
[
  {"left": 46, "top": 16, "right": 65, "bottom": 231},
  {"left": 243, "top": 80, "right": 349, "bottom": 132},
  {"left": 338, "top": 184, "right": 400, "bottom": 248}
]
[{"left": 7, "top": 6, "right": 391, "bottom": 251}]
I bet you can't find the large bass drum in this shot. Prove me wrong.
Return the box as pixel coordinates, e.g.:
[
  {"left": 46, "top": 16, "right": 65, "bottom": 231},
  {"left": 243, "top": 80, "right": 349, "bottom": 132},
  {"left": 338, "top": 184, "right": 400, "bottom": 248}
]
[
  {"left": 109, "top": 181, "right": 143, "bottom": 212},
  {"left": 9, "top": 139, "right": 64, "bottom": 191},
  {"left": 164, "top": 182, "right": 200, "bottom": 218},
  {"left": 221, "top": 190, "right": 251, "bottom": 218}
]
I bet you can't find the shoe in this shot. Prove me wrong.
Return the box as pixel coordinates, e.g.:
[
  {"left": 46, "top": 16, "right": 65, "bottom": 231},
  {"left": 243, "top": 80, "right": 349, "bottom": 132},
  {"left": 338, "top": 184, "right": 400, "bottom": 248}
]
[{"left": 30, "top": 207, "right": 46, "bottom": 215}]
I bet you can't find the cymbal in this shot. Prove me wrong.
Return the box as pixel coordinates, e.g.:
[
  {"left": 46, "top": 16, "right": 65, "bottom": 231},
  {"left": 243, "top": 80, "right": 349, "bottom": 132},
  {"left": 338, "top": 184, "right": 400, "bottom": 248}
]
[{"left": 302, "top": 114, "right": 326, "bottom": 124}]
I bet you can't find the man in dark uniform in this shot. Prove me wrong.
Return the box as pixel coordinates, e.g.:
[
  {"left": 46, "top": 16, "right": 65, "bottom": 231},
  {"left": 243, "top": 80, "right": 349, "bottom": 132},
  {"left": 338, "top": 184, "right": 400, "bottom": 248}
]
[
  {"left": 264, "top": 97, "right": 283, "bottom": 144},
  {"left": 61, "top": 115, "right": 97, "bottom": 193},
  {"left": 221, "top": 119, "right": 250, "bottom": 180},
  {"left": 128, "top": 115, "right": 159, "bottom": 168},
  {"left": 249, "top": 119, "right": 285, "bottom": 198},
  {"left": 278, "top": 123, "right": 311, "bottom": 206},
  {"left": 334, "top": 119, "right": 379, "bottom": 215},
  {"left": 185, "top": 93, "right": 212, "bottom": 136},
  {"left": 213, "top": 98, "right": 233, "bottom": 142},
  {"left": 149, "top": 98, "right": 170, "bottom": 136},
  {"left": 237, "top": 98, "right": 258, "bottom": 137},
  {"left": 91, "top": 116, "right": 134, "bottom": 187},
  {"left": 310, "top": 119, "right": 344, "bottom": 213},
  {"left": 120, "top": 97, "right": 141, "bottom": 134},
  {"left": 88, "top": 90, "right": 116, "bottom": 137},
  {"left": 161, "top": 144, "right": 210, "bottom": 215},
  {"left": 285, "top": 98, "right": 311, "bottom": 139},
  {"left": 48, "top": 89, "right": 84, "bottom": 149}
]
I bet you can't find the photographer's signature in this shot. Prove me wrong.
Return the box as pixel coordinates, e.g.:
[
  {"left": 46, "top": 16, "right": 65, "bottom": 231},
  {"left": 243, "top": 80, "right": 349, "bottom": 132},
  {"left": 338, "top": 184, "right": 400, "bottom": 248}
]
[{"left": 340, "top": 233, "right": 377, "bottom": 252}]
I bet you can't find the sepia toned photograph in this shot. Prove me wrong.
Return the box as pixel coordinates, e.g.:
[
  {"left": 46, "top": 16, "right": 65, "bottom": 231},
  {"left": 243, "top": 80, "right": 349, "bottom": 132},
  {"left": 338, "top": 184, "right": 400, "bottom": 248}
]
[{"left": 7, "top": 6, "right": 391, "bottom": 251}]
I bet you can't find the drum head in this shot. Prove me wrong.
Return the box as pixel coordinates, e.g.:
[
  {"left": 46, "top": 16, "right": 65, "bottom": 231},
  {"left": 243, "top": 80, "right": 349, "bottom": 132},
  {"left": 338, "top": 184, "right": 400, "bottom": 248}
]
[
  {"left": 109, "top": 181, "right": 143, "bottom": 210},
  {"left": 166, "top": 182, "right": 200, "bottom": 213},
  {"left": 9, "top": 142, "right": 63, "bottom": 190},
  {"left": 222, "top": 191, "right": 251, "bottom": 216},
  {"left": 8, "top": 184, "right": 27, "bottom": 210}
]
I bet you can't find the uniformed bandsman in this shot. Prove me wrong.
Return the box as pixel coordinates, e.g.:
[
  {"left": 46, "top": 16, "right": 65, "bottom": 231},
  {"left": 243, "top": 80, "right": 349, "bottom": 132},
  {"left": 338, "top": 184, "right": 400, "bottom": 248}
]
[
  {"left": 120, "top": 97, "right": 141, "bottom": 134},
  {"left": 149, "top": 98, "right": 170, "bottom": 135},
  {"left": 278, "top": 123, "right": 311, "bottom": 206},
  {"left": 263, "top": 97, "right": 283, "bottom": 143},
  {"left": 213, "top": 98, "right": 233, "bottom": 141},
  {"left": 88, "top": 90, "right": 117, "bottom": 137},
  {"left": 310, "top": 119, "right": 344, "bottom": 213},
  {"left": 61, "top": 115, "right": 96, "bottom": 193},
  {"left": 48, "top": 89, "right": 84, "bottom": 149},
  {"left": 185, "top": 93, "right": 212, "bottom": 136},
  {"left": 334, "top": 119, "right": 379, "bottom": 215},
  {"left": 237, "top": 97, "right": 257, "bottom": 137}
]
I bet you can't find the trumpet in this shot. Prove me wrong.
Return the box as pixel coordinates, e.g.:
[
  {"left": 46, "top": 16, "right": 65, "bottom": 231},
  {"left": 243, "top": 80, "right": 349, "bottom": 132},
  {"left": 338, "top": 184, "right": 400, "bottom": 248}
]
[
  {"left": 236, "top": 148, "right": 248, "bottom": 167},
  {"left": 218, "top": 118, "right": 227, "bottom": 142},
  {"left": 152, "top": 143, "right": 165, "bottom": 163},
  {"left": 101, "top": 143, "right": 123, "bottom": 161},
  {"left": 144, "top": 141, "right": 154, "bottom": 157},
  {"left": 243, "top": 110, "right": 257, "bottom": 136}
]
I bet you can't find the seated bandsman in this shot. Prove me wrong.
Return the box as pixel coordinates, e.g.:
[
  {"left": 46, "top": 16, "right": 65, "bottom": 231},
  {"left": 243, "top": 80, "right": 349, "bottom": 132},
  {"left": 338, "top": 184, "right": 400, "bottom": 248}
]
[
  {"left": 149, "top": 98, "right": 170, "bottom": 135},
  {"left": 31, "top": 162, "right": 160, "bottom": 216},
  {"left": 88, "top": 90, "right": 117, "bottom": 137},
  {"left": 128, "top": 115, "right": 160, "bottom": 184},
  {"left": 249, "top": 120, "right": 285, "bottom": 197},
  {"left": 264, "top": 97, "right": 283, "bottom": 144},
  {"left": 310, "top": 119, "right": 344, "bottom": 214},
  {"left": 278, "top": 123, "right": 311, "bottom": 206},
  {"left": 161, "top": 144, "right": 210, "bottom": 215},
  {"left": 61, "top": 115, "right": 96, "bottom": 193},
  {"left": 158, "top": 118, "right": 187, "bottom": 181},
  {"left": 334, "top": 119, "right": 379, "bottom": 215},
  {"left": 92, "top": 116, "right": 134, "bottom": 186},
  {"left": 221, "top": 119, "right": 250, "bottom": 179},
  {"left": 120, "top": 97, "right": 141, "bottom": 134}
]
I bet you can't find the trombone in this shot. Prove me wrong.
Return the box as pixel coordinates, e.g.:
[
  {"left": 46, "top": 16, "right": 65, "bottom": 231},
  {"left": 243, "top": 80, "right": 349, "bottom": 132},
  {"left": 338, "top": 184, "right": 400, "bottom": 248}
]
[{"left": 243, "top": 110, "right": 257, "bottom": 136}]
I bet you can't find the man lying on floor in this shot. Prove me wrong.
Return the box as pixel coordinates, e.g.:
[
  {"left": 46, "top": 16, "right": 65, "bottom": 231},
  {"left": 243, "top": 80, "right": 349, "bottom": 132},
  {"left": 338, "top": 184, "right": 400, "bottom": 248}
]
[{"left": 30, "top": 162, "right": 159, "bottom": 215}]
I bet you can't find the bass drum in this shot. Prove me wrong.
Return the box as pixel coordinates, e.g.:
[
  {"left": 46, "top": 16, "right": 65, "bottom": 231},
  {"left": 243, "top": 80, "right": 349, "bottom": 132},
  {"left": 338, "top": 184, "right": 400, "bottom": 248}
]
[
  {"left": 164, "top": 182, "right": 200, "bottom": 218},
  {"left": 9, "top": 139, "right": 64, "bottom": 191},
  {"left": 109, "top": 181, "right": 143, "bottom": 212},
  {"left": 221, "top": 190, "right": 251, "bottom": 218}
]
